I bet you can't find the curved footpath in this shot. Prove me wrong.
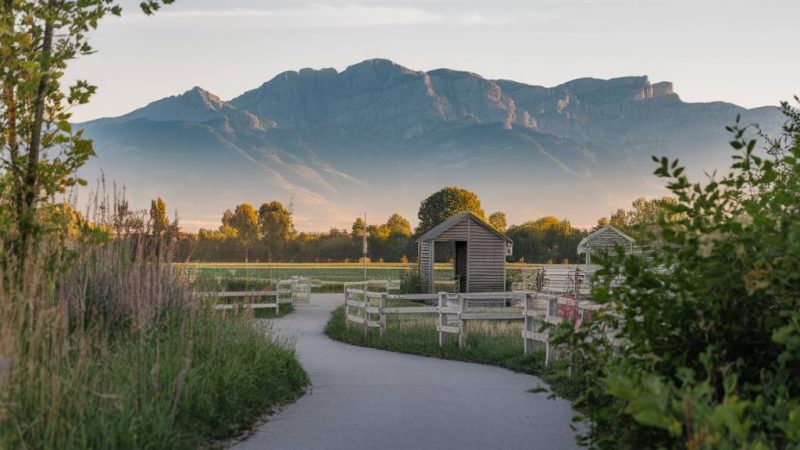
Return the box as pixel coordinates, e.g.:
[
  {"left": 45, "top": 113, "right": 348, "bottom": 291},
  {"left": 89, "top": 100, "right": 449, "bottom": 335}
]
[{"left": 235, "top": 294, "right": 579, "bottom": 450}]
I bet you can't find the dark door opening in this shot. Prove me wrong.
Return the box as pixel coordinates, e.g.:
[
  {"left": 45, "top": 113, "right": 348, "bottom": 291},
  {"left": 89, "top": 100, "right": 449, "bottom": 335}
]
[{"left": 454, "top": 241, "right": 468, "bottom": 293}]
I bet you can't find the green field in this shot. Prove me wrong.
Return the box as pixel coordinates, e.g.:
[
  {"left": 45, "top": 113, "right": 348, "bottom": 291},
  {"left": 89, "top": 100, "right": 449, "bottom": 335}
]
[
  {"left": 178, "top": 262, "right": 550, "bottom": 293},
  {"left": 179, "top": 262, "right": 456, "bottom": 292}
]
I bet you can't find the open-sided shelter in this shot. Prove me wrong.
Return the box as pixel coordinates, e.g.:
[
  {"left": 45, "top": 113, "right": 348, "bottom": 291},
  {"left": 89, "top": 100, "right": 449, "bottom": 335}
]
[
  {"left": 417, "top": 212, "right": 512, "bottom": 293},
  {"left": 577, "top": 225, "right": 638, "bottom": 264}
]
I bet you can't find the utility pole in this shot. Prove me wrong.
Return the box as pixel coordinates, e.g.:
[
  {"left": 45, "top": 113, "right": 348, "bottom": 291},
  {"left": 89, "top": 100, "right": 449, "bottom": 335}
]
[{"left": 362, "top": 212, "right": 368, "bottom": 281}]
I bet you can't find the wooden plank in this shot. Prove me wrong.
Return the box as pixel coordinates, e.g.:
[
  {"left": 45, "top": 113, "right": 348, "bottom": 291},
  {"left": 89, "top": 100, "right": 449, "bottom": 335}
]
[
  {"left": 461, "top": 312, "right": 523, "bottom": 320},
  {"left": 367, "top": 321, "right": 382, "bottom": 328},
  {"left": 461, "top": 292, "right": 524, "bottom": 299},
  {"left": 387, "top": 294, "right": 439, "bottom": 301},
  {"left": 436, "top": 325, "right": 460, "bottom": 334},
  {"left": 214, "top": 303, "right": 278, "bottom": 310},
  {"left": 364, "top": 306, "right": 381, "bottom": 314},
  {"left": 381, "top": 307, "right": 438, "bottom": 314},
  {"left": 347, "top": 299, "right": 365, "bottom": 308},
  {"left": 199, "top": 291, "right": 278, "bottom": 298},
  {"left": 347, "top": 315, "right": 366, "bottom": 324},
  {"left": 524, "top": 330, "right": 550, "bottom": 341}
]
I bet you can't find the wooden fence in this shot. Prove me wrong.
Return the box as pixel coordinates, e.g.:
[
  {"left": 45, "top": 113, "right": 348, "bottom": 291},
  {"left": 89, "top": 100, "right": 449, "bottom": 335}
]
[
  {"left": 344, "top": 281, "right": 612, "bottom": 366},
  {"left": 196, "top": 276, "right": 311, "bottom": 312}
]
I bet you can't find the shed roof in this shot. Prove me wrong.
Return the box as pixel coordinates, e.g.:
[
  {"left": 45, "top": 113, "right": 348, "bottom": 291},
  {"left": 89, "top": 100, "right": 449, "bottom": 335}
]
[
  {"left": 577, "top": 225, "right": 635, "bottom": 255},
  {"left": 416, "top": 212, "right": 512, "bottom": 243}
]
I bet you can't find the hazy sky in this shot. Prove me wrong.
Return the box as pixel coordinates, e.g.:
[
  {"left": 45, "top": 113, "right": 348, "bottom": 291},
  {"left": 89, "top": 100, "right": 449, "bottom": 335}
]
[{"left": 68, "top": 0, "right": 798, "bottom": 122}]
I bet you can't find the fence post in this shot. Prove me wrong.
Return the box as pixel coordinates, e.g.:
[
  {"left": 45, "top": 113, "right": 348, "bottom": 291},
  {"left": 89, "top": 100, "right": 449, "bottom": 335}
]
[
  {"left": 523, "top": 293, "right": 530, "bottom": 354},
  {"left": 458, "top": 294, "right": 467, "bottom": 349},
  {"left": 438, "top": 292, "right": 446, "bottom": 348},
  {"left": 345, "top": 286, "right": 350, "bottom": 330},
  {"left": 379, "top": 293, "right": 387, "bottom": 337},
  {"left": 545, "top": 295, "right": 556, "bottom": 367},
  {"left": 364, "top": 290, "right": 369, "bottom": 337}
]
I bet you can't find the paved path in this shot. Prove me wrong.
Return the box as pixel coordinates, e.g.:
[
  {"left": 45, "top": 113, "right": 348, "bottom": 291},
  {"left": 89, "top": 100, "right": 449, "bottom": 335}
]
[{"left": 235, "top": 294, "right": 579, "bottom": 450}]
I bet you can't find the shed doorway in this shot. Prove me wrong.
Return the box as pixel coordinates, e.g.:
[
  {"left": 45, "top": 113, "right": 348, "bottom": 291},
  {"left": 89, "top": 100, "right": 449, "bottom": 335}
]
[{"left": 454, "top": 241, "right": 468, "bottom": 293}]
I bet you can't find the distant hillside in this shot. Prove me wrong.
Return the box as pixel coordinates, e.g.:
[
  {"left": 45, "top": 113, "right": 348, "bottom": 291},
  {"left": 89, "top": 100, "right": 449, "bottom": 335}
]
[{"left": 79, "top": 58, "right": 784, "bottom": 230}]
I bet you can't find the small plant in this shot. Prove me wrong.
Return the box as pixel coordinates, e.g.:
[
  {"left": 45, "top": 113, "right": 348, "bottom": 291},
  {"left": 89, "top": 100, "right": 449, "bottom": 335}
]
[{"left": 399, "top": 269, "right": 422, "bottom": 294}]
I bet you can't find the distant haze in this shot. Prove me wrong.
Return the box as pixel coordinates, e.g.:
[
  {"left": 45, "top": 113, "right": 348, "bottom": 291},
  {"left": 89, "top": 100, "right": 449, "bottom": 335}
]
[
  {"left": 78, "top": 59, "right": 785, "bottom": 232},
  {"left": 66, "top": 0, "right": 798, "bottom": 123}
]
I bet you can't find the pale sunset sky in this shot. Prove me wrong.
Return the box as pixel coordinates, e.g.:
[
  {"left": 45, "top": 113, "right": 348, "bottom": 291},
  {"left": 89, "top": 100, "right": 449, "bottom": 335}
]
[{"left": 68, "top": 0, "right": 798, "bottom": 122}]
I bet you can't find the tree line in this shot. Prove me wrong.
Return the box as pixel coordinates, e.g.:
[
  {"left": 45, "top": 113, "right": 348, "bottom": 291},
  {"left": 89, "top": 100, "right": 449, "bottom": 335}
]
[{"left": 169, "top": 186, "right": 671, "bottom": 264}]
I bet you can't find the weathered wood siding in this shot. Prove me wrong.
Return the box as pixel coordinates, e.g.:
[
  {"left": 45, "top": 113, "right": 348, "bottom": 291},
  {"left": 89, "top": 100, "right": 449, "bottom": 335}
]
[
  {"left": 418, "top": 212, "right": 510, "bottom": 293},
  {"left": 585, "top": 228, "right": 634, "bottom": 255},
  {"left": 418, "top": 241, "right": 434, "bottom": 293},
  {"left": 436, "top": 219, "right": 470, "bottom": 241},
  {"left": 466, "top": 217, "right": 506, "bottom": 292}
]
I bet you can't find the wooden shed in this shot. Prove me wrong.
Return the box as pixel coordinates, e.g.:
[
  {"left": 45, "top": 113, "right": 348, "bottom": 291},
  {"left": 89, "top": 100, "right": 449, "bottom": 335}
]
[
  {"left": 417, "top": 212, "right": 512, "bottom": 294},
  {"left": 577, "top": 225, "right": 637, "bottom": 264}
]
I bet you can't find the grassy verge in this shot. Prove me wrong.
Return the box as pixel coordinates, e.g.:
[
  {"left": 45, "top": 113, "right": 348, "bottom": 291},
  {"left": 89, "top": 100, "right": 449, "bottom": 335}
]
[
  {"left": 1, "top": 309, "right": 307, "bottom": 450},
  {"left": 323, "top": 305, "right": 584, "bottom": 400},
  {"left": 0, "top": 221, "right": 307, "bottom": 449}
]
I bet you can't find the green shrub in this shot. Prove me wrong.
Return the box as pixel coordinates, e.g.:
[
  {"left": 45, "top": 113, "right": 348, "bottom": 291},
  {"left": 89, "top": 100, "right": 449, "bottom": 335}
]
[
  {"left": 399, "top": 269, "right": 422, "bottom": 294},
  {"left": 561, "top": 102, "right": 800, "bottom": 449}
]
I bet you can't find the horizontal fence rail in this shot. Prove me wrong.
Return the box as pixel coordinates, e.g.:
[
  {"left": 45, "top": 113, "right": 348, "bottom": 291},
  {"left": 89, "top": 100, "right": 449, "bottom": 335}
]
[
  {"left": 344, "top": 282, "right": 615, "bottom": 366},
  {"left": 196, "top": 277, "right": 311, "bottom": 312}
]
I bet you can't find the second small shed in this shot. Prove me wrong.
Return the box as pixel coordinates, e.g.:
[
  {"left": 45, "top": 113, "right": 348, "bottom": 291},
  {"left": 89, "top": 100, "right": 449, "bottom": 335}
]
[
  {"left": 577, "top": 225, "right": 638, "bottom": 264},
  {"left": 417, "top": 212, "right": 512, "bottom": 294}
]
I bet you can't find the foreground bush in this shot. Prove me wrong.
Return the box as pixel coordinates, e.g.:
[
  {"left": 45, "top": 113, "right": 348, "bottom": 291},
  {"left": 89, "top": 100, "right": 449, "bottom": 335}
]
[{"left": 562, "top": 102, "right": 800, "bottom": 448}]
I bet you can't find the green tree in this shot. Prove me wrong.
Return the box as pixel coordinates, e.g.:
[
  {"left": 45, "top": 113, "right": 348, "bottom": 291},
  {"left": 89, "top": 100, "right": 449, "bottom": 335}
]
[
  {"left": 385, "top": 213, "right": 411, "bottom": 236},
  {"left": 351, "top": 217, "right": 366, "bottom": 238},
  {"left": 506, "top": 216, "right": 584, "bottom": 263},
  {"left": 258, "top": 201, "right": 295, "bottom": 261},
  {"left": 488, "top": 211, "right": 507, "bottom": 232},
  {"left": 364, "top": 213, "right": 413, "bottom": 262},
  {"left": 228, "top": 204, "right": 259, "bottom": 262},
  {"left": 149, "top": 197, "right": 169, "bottom": 235},
  {"left": 597, "top": 197, "right": 676, "bottom": 242},
  {"left": 0, "top": 0, "right": 172, "bottom": 259},
  {"left": 416, "top": 186, "right": 485, "bottom": 236}
]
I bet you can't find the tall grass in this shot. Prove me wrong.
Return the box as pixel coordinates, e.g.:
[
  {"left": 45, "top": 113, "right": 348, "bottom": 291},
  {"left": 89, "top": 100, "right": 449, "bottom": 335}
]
[{"left": 0, "top": 191, "right": 306, "bottom": 449}]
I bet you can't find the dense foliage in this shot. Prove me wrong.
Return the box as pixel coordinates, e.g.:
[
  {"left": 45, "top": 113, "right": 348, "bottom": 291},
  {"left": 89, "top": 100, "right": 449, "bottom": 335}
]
[
  {"left": 595, "top": 197, "right": 676, "bottom": 244},
  {"left": 506, "top": 216, "right": 586, "bottom": 264},
  {"left": 561, "top": 103, "right": 800, "bottom": 449},
  {"left": 416, "top": 186, "right": 485, "bottom": 236},
  {"left": 181, "top": 190, "right": 594, "bottom": 264}
]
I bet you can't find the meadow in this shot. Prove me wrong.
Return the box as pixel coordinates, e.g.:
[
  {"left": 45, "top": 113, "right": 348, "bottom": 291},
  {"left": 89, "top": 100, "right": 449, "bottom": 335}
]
[
  {"left": 179, "top": 262, "right": 550, "bottom": 293},
  {"left": 181, "top": 262, "right": 459, "bottom": 292}
]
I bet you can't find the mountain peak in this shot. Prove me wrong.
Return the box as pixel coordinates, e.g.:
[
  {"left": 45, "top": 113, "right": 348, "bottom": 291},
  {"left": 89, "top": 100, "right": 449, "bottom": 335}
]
[{"left": 345, "top": 58, "right": 410, "bottom": 71}]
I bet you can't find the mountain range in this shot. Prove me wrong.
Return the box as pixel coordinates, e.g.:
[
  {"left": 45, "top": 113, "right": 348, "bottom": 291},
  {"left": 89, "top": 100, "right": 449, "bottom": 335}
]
[{"left": 79, "top": 58, "right": 784, "bottom": 231}]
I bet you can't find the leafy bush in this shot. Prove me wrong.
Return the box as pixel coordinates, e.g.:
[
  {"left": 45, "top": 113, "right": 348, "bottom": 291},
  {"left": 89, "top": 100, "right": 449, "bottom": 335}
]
[
  {"left": 399, "top": 269, "right": 422, "bottom": 294},
  {"left": 561, "top": 101, "right": 800, "bottom": 449}
]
